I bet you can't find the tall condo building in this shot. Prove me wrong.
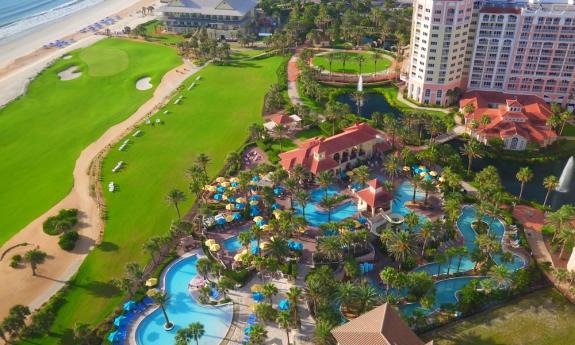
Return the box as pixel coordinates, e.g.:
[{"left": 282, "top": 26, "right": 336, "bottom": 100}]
[{"left": 407, "top": 0, "right": 575, "bottom": 108}]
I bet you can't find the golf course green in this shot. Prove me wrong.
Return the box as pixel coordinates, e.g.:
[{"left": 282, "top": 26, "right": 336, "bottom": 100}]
[
  {"left": 26, "top": 55, "right": 285, "bottom": 345},
  {"left": 0, "top": 38, "right": 181, "bottom": 246},
  {"left": 312, "top": 51, "right": 393, "bottom": 74}
]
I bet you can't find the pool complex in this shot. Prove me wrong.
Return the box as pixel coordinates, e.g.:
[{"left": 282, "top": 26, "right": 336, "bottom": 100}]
[
  {"left": 222, "top": 232, "right": 258, "bottom": 253},
  {"left": 135, "top": 255, "right": 233, "bottom": 345},
  {"left": 295, "top": 185, "right": 358, "bottom": 227}
]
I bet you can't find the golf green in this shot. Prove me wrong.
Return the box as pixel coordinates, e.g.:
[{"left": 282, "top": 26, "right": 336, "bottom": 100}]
[
  {"left": 26, "top": 55, "right": 285, "bottom": 345},
  {"left": 0, "top": 38, "right": 181, "bottom": 247},
  {"left": 312, "top": 51, "right": 392, "bottom": 74}
]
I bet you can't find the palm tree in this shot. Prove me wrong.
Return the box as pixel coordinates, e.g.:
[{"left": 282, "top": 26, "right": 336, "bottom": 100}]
[
  {"left": 295, "top": 190, "right": 310, "bottom": 220},
  {"left": 417, "top": 221, "right": 435, "bottom": 255},
  {"left": 275, "top": 124, "right": 288, "bottom": 151},
  {"left": 383, "top": 155, "right": 400, "bottom": 184},
  {"left": 248, "top": 323, "right": 268, "bottom": 345},
  {"left": 318, "top": 236, "right": 342, "bottom": 262},
  {"left": 313, "top": 319, "right": 336, "bottom": 345},
  {"left": 455, "top": 246, "right": 468, "bottom": 273},
  {"left": 153, "top": 292, "right": 173, "bottom": 329},
  {"left": 445, "top": 246, "right": 459, "bottom": 276},
  {"left": 479, "top": 114, "right": 491, "bottom": 130},
  {"left": 317, "top": 171, "right": 333, "bottom": 198},
  {"left": 276, "top": 311, "right": 292, "bottom": 345},
  {"left": 166, "top": 189, "right": 186, "bottom": 219},
  {"left": 373, "top": 52, "right": 381, "bottom": 76},
  {"left": 356, "top": 56, "right": 366, "bottom": 75},
  {"left": 196, "top": 258, "right": 212, "bottom": 281},
  {"left": 262, "top": 282, "right": 278, "bottom": 304},
  {"left": 543, "top": 175, "right": 559, "bottom": 207},
  {"left": 388, "top": 230, "right": 415, "bottom": 270},
  {"left": 404, "top": 211, "right": 420, "bottom": 232},
  {"left": 195, "top": 153, "right": 211, "bottom": 175},
  {"left": 352, "top": 165, "right": 370, "bottom": 187},
  {"left": 559, "top": 110, "right": 573, "bottom": 135},
  {"left": 286, "top": 286, "right": 303, "bottom": 328},
  {"left": 340, "top": 54, "right": 349, "bottom": 75},
  {"left": 488, "top": 265, "right": 512, "bottom": 289},
  {"left": 545, "top": 205, "right": 575, "bottom": 241},
  {"left": 516, "top": 167, "right": 533, "bottom": 201},
  {"left": 410, "top": 175, "right": 421, "bottom": 203},
  {"left": 435, "top": 252, "right": 447, "bottom": 276},
  {"left": 379, "top": 267, "right": 398, "bottom": 297},
  {"left": 327, "top": 53, "right": 335, "bottom": 77},
  {"left": 285, "top": 177, "right": 300, "bottom": 209},
  {"left": 176, "top": 322, "right": 205, "bottom": 345},
  {"left": 24, "top": 248, "right": 47, "bottom": 276},
  {"left": 557, "top": 225, "right": 575, "bottom": 258},
  {"left": 419, "top": 179, "right": 436, "bottom": 206},
  {"left": 355, "top": 283, "right": 380, "bottom": 314},
  {"left": 321, "top": 196, "right": 338, "bottom": 223},
  {"left": 336, "top": 281, "right": 357, "bottom": 310},
  {"left": 461, "top": 139, "right": 483, "bottom": 175}
]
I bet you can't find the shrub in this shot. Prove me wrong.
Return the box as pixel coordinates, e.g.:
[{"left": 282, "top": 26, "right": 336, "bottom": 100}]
[
  {"left": 10, "top": 254, "right": 22, "bottom": 268},
  {"left": 43, "top": 208, "right": 78, "bottom": 235},
  {"left": 58, "top": 231, "right": 80, "bottom": 251}
]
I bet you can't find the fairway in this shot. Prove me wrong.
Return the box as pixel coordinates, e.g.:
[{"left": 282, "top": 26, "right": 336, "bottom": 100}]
[
  {"left": 0, "top": 38, "right": 181, "bottom": 246},
  {"left": 25, "top": 55, "right": 285, "bottom": 345},
  {"left": 423, "top": 288, "right": 575, "bottom": 345},
  {"left": 312, "top": 51, "right": 392, "bottom": 74}
]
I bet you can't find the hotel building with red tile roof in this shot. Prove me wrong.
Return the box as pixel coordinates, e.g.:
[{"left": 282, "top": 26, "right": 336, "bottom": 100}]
[
  {"left": 278, "top": 123, "right": 391, "bottom": 176},
  {"left": 460, "top": 91, "right": 557, "bottom": 150}
]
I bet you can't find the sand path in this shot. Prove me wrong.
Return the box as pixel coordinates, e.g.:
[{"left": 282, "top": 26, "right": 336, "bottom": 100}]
[{"left": 0, "top": 61, "right": 204, "bottom": 319}]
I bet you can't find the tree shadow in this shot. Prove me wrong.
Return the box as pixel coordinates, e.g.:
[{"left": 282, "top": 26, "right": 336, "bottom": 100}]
[
  {"left": 98, "top": 241, "right": 119, "bottom": 252},
  {"left": 221, "top": 60, "right": 261, "bottom": 69},
  {"left": 75, "top": 280, "right": 121, "bottom": 298}
]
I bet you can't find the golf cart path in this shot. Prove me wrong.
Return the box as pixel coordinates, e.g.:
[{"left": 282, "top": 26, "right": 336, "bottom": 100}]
[{"left": 0, "top": 60, "right": 204, "bottom": 319}]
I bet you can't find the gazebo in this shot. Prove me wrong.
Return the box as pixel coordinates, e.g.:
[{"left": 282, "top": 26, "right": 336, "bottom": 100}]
[{"left": 356, "top": 178, "right": 393, "bottom": 217}]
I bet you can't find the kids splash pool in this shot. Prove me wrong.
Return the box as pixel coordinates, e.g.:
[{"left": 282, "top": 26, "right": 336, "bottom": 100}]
[{"left": 134, "top": 254, "right": 233, "bottom": 345}]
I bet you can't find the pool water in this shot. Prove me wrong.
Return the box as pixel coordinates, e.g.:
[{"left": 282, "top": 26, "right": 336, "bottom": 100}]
[
  {"left": 295, "top": 186, "right": 358, "bottom": 227},
  {"left": 222, "top": 233, "right": 258, "bottom": 253},
  {"left": 135, "top": 255, "right": 233, "bottom": 345},
  {"left": 390, "top": 181, "right": 429, "bottom": 231}
]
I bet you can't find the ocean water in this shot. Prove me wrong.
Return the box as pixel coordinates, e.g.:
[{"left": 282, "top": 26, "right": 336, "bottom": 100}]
[{"left": 0, "top": 0, "right": 103, "bottom": 43}]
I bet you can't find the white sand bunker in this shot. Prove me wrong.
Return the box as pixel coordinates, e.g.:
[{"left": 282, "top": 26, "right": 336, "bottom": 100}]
[
  {"left": 63, "top": 54, "right": 72, "bottom": 60},
  {"left": 136, "top": 77, "right": 153, "bottom": 91},
  {"left": 58, "top": 66, "right": 82, "bottom": 81}
]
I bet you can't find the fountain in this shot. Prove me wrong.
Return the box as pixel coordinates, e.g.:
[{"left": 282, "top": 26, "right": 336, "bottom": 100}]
[
  {"left": 357, "top": 74, "right": 363, "bottom": 92},
  {"left": 557, "top": 156, "right": 574, "bottom": 193}
]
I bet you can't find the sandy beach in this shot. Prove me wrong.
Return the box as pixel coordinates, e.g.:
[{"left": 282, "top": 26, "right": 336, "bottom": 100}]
[{"left": 0, "top": 0, "right": 162, "bottom": 107}]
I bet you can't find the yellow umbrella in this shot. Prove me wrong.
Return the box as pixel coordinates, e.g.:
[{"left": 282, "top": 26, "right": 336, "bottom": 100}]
[
  {"left": 438, "top": 176, "right": 445, "bottom": 182},
  {"left": 146, "top": 288, "right": 160, "bottom": 297},
  {"left": 234, "top": 254, "right": 243, "bottom": 262},
  {"left": 402, "top": 166, "right": 410, "bottom": 172},
  {"left": 297, "top": 226, "right": 306, "bottom": 233},
  {"left": 260, "top": 224, "right": 270, "bottom": 231},
  {"left": 419, "top": 165, "right": 426, "bottom": 169},
  {"left": 250, "top": 303, "right": 258, "bottom": 312},
  {"left": 205, "top": 239, "right": 215, "bottom": 247},
  {"left": 249, "top": 200, "right": 259, "bottom": 206},
  {"left": 420, "top": 172, "right": 428, "bottom": 177},
  {"left": 253, "top": 216, "right": 263, "bottom": 222},
  {"left": 210, "top": 243, "right": 221, "bottom": 252},
  {"left": 429, "top": 171, "right": 438, "bottom": 177},
  {"left": 248, "top": 180, "right": 257, "bottom": 186},
  {"left": 251, "top": 284, "right": 264, "bottom": 292},
  {"left": 225, "top": 203, "right": 235, "bottom": 210},
  {"left": 145, "top": 278, "right": 158, "bottom": 287},
  {"left": 230, "top": 177, "right": 239, "bottom": 183},
  {"left": 346, "top": 171, "right": 354, "bottom": 176},
  {"left": 221, "top": 181, "right": 230, "bottom": 187},
  {"left": 241, "top": 249, "right": 248, "bottom": 255},
  {"left": 259, "top": 242, "right": 269, "bottom": 250},
  {"left": 226, "top": 214, "right": 235, "bottom": 223},
  {"left": 273, "top": 209, "right": 282, "bottom": 219},
  {"left": 236, "top": 197, "right": 246, "bottom": 204},
  {"left": 216, "top": 177, "right": 226, "bottom": 183},
  {"left": 204, "top": 184, "right": 213, "bottom": 191}
]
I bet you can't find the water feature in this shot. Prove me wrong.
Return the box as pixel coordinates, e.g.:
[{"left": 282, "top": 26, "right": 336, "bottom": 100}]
[
  {"left": 135, "top": 255, "right": 233, "bottom": 345},
  {"left": 449, "top": 139, "right": 575, "bottom": 210},
  {"left": 336, "top": 92, "right": 401, "bottom": 119},
  {"left": 557, "top": 156, "right": 574, "bottom": 193},
  {"left": 295, "top": 185, "right": 358, "bottom": 227}
]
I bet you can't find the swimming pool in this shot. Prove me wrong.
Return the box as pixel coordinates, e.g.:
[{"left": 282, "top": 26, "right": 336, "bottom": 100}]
[
  {"left": 391, "top": 181, "right": 429, "bottom": 231},
  {"left": 134, "top": 255, "right": 233, "bottom": 345},
  {"left": 295, "top": 185, "right": 358, "bottom": 227},
  {"left": 222, "top": 233, "right": 258, "bottom": 253}
]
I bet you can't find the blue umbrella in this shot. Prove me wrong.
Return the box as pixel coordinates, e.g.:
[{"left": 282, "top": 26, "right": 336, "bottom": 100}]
[
  {"left": 251, "top": 246, "right": 261, "bottom": 255},
  {"left": 213, "top": 193, "right": 223, "bottom": 200},
  {"left": 256, "top": 220, "right": 266, "bottom": 227},
  {"left": 217, "top": 186, "right": 226, "bottom": 193},
  {"left": 123, "top": 300, "right": 137, "bottom": 311},
  {"left": 251, "top": 176, "right": 260, "bottom": 182},
  {"left": 216, "top": 217, "right": 226, "bottom": 225},
  {"left": 278, "top": 299, "right": 290, "bottom": 310},
  {"left": 231, "top": 182, "right": 239, "bottom": 187},
  {"left": 236, "top": 203, "right": 246, "bottom": 210},
  {"left": 272, "top": 203, "right": 281, "bottom": 210},
  {"left": 232, "top": 212, "right": 242, "bottom": 220},
  {"left": 244, "top": 326, "right": 252, "bottom": 335},
  {"left": 273, "top": 187, "right": 283, "bottom": 195},
  {"left": 358, "top": 216, "right": 367, "bottom": 224},
  {"left": 107, "top": 331, "right": 119, "bottom": 343},
  {"left": 227, "top": 196, "right": 236, "bottom": 203},
  {"left": 249, "top": 195, "right": 260, "bottom": 201},
  {"left": 113, "top": 315, "right": 127, "bottom": 327},
  {"left": 252, "top": 292, "right": 264, "bottom": 302}
]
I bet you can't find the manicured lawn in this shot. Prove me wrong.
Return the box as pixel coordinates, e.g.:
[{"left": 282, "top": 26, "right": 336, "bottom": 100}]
[
  {"left": 295, "top": 126, "right": 324, "bottom": 140},
  {"left": 139, "top": 20, "right": 186, "bottom": 45},
  {"left": 0, "top": 38, "right": 180, "bottom": 246},
  {"left": 423, "top": 288, "right": 575, "bottom": 345},
  {"left": 376, "top": 86, "right": 448, "bottom": 117},
  {"left": 23, "top": 56, "right": 286, "bottom": 345},
  {"left": 312, "top": 51, "right": 392, "bottom": 74},
  {"left": 229, "top": 47, "right": 268, "bottom": 60},
  {"left": 561, "top": 123, "right": 575, "bottom": 136}
]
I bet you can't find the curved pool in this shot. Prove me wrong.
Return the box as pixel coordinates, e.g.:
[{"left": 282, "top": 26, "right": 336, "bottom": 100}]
[
  {"left": 134, "top": 255, "right": 233, "bottom": 345},
  {"left": 295, "top": 186, "right": 358, "bottom": 227}
]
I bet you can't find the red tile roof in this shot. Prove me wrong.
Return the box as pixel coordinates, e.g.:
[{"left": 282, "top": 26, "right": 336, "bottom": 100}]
[
  {"left": 460, "top": 91, "right": 557, "bottom": 144},
  {"left": 270, "top": 113, "right": 295, "bottom": 125},
  {"left": 279, "top": 123, "right": 389, "bottom": 175},
  {"left": 331, "top": 303, "right": 430, "bottom": 345},
  {"left": 357, "top": 179, "right": 393, "bottom": 208}
]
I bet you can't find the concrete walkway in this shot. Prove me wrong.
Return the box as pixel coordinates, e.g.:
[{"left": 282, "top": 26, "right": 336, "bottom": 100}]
[
  {"left": 287, "top": 54, "right": 303, "bottom": 106},
  {"left": 396, "top": 89, "right": 452, "bottom": 114}
]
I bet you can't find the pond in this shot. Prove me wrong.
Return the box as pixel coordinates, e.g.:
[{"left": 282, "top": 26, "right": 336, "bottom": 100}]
[
  {"left": 336, "top": 92, "right": 401, "bottom": 119},
  {"left": 449, "top": 140, "right": 575, "bottom": 210}
]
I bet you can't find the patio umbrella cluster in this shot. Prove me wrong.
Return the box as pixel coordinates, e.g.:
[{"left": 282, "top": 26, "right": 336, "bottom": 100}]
[
  {"left": 407, "top": 164, "right": 440, "bottom": 182},
  {"left": 107, "top": 298, "right": 154, "bottom": 344}
]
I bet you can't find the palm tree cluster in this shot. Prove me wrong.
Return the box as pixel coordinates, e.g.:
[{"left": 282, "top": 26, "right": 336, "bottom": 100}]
[
  {"left": 0, "top": 305, "right": 31, "bottom": 342},
  {"left": 545, "top": 205, "right": 575, "bottom": 258},
  {"left": 176, "top": 28, "right": 231, "bottom": 60}
]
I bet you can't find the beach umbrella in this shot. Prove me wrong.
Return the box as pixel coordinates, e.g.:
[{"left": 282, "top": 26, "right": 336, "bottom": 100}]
[
  {"left": 402, "top": 166, "right": 410, "bottom": 172},
  {"left": 221, "top": 181, "right": 230, "bottom": 188},
  {"left": 249, "top": 200, "right": 259, "bottom": 206},
  {"left": 244, "top": 327, "right": 252, "bottom": 335},
  {"left": 213, "top": 193, "right": 223, "bottom": 200},
  {"left": 216, "top": 177, "right": 226, "bottom": 183},
  {"left": 346, "top": 171, "right": 354, "bottom": 176},
  {"left": 236, "top": 203, "right": 246, "bottom": 210},
  {"left": 236, "top": 197, "right": 247, "bottom": 204},
  {"left": 241, "top": 249, "right": 249, "bottom": 255},
  {"left": 249, "top": 303, "right": 258, "bottom": 312},
  {"left": 216, "top": 186, "right": 226, "bottom": 193},
  {"left": 232, "top": 212, "right": 242, "bottom": 220},
  {"left": 253, "top": 216, "right": 263, "bottom": 222},
  {"left": 251, "top": 175, "right": 260, "bottom": 182},
  {"left": 272, "top": 203, "right": 281, "bottom": 210},
  {"left": 107, "top": 331, "right": 120, "bottom": 343},
  {"left": 226, "top": 214, "right": 235, "bottom": 223},
  {"left": 205, "top": 239, "right": 216, "bottom": 247},
  {"left": 278, "top": 299, "right": 290, "bottom": 311},
  {"left": 225, "top": 204, "right": 235, "bottom": 210},
  {"left": 210, "top": 243, "right": 221, "bottom": 252},
  {"left": 146, "top": 288, "right": 160, "bottom": 297},
  {"left": 256, "top": 220, "right": 266, "bottom": 227},
  {"left": 145, "top": 278, "right": 158, "bottom": 287},
  {"left": 260, "top": 224, "right": 270, "bottom": 231},
  {"left": 222, "top": 194, "right": 229, "bottom": 201},
  {"left": 114, "top": 315, "right": 128, "bottom": 327},
  {"left": 234, "top": 254, "right": 243, "bottom": 262},
  {"left": 230, "top": 177, "right": 239, "bottom": 183},
  {"left": 273, "top": 209, "right": 282, "bottom": 218},
  {"left": 123, "top": 300, "right": 137, "bottom": 311},
  {"left": 430, "top": 171, "right": 438, "bottom": 177},
  {"left": 204, "top": 184, "right": 214, "bottom": 191},
  {"left": 251, "top": 246, "right": 261, "bottom": 255},
  {"left": 252, "top": 292, "right": 264, "bottom": 302},
  {"left": 259, "top": 242, "right": 269, "bottom": 250},
  {"left": 251, "top": 284, "right": 264, "bottom": 292},
  {"left": 273, "top": 187, "right": 283, "bottom": 195},
  {"left": 420, "top": 172, "right": 428, "bottom": 177},
  {"left": 438, "top": 176, "right": 445, "bottom": 182}
]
